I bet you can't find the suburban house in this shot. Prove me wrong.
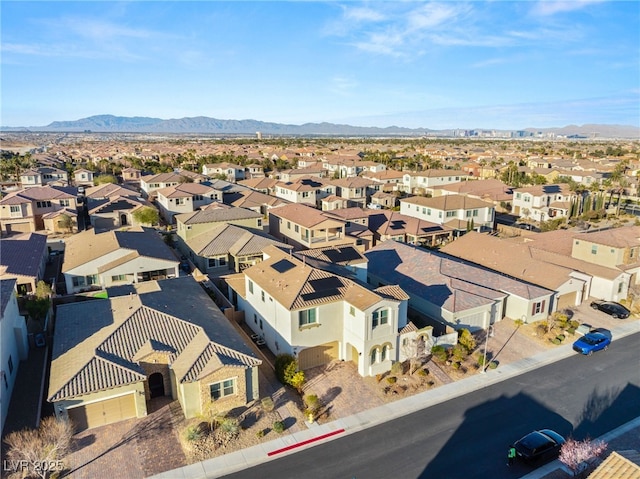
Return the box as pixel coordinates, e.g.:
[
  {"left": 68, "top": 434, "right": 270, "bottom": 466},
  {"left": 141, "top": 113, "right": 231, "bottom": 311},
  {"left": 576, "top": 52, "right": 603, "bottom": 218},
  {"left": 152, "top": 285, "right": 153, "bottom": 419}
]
[
  {"left": 48, "top": 277, "right": 261, "bottom": 431},
  {"left": 0, "top": 186, "right": 78, "bottom": 235},
  {"left": 320, "top": 195, "right": 350, "bottom": 211},
  {"left": 1, "top": 279, "right": 29, "bottom": 433},
  {"left": 441, "top": 232, "right": 595, "bottom": 310},
  {"left": 223, "top": 189, "right": 289, "bottom": 215},
  {"left": 276, "top": 167, "right": 327, "bottom": 181},
  {"left": 155, "top": 182, "right": 222, "bottom": 223},
  {"left": 275, "top": 177, "right": 335, "bottom": 206},
  {"left": 295, "top": 245, "right": 369, "bottom": 283},
  {"left": 368, "top": 191, "right": 398, "bottom": 209},
  {"left": 175, "top": 204, "right": 264, "bottom": 243},
  {"left": 20, "top": 167, "right": 69, "bottom": 188},
  {"left": 177, "top": 223, "right": 292, "bottom": 276},
  {"left": 140, "top": 171, "right": 207, "bottom": 198},
  {"left": 330, "top": 177, "right": 378, "bottom": 208},
  {"left": 512, "top": 184, "right": 575, "bottom": 222},
  {"left": 202, "top": 163, "right": 246, "bottom": 182},
  {"left": 432, "top": 178, "right": 513, "bottom": 212},
  {"left": 0, "top": 233, "right": 48, "bottom": 295},
  {"left": 73, "top": 168, "right": 95, "bottom": 187},
  {"left": 245, "top": 164, "right": 265, "bottom": 179},
  {"left": 365, "top": 241, "right": 554, "bottom": 332},
  {"left": 401, "top": 170, "right": 468, "bottom": 194},
  {"left": 62, "top": 227, "right": 179, "bottom": 294},
  {"left": 225, "top": 245, "right": 409, "bottom": 377},
  {"left": 361, "top": 169, "right": 405, "bottom": 191},
  {"left": 367, "top": 210, "right": 455, "bottom": 247},
  {"left": 121, "top": 167, "right": 142, "bottom": 185},
  {"left": 268, "top": 203, "right": 356, "bottom": 250},
  {"left": 88, "top": 196, "right": 149, "bottom": 231},
  {"left": 238, "top": 177, "right": 279, "bottom": 195},
  {"left": 400, "top": 195, "right": 495, "bottom": 233},
  {"left": 84, "top": 183, "right": 140, "bottom": 201}
]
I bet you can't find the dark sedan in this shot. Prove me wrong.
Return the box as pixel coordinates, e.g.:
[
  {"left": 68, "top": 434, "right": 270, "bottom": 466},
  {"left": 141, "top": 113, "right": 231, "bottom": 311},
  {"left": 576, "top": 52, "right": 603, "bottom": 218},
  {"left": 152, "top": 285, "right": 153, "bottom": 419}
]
[
  {"left": 590, "top": 300, "right": 630, "bottom": 319},
  {"left": 512, "top": 429, "right": 565, "bottom": 464}
]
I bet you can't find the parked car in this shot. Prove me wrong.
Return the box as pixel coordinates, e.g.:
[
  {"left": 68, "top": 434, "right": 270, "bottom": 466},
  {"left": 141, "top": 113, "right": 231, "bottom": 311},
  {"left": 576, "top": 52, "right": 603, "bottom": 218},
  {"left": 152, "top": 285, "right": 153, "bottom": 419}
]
[
  {"left": 590, "top": 300, "right": 630, "bottom": 319},
  {"left": 572, "top": 331, "right": 611, "bottom": 355},
  {"left": 512, "top": 429, "right": 565, "bottom": 464}
]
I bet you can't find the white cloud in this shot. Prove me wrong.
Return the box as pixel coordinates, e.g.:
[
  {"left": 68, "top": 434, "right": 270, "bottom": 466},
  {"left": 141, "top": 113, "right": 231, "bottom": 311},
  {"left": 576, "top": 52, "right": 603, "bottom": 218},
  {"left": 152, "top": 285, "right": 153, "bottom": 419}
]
[{"left": 531, "top": 0, "right": 605, "bottom": 16}]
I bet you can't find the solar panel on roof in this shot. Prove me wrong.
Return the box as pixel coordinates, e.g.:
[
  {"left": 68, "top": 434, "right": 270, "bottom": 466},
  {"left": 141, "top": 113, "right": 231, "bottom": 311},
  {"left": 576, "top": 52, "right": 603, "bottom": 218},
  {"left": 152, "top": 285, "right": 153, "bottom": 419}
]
[
  {"left": 323, "top": 247, "right": 361, "bottom": 263},
  {"left": 308, "top": 276, "right": 343, "bottom": 291},
  {"left": 271, "top": 259, "right": 296, "bottom": 273}
]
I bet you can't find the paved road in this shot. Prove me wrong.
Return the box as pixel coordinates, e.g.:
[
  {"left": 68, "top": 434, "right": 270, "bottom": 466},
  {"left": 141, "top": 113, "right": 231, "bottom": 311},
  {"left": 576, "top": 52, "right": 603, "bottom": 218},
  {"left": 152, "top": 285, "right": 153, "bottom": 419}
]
[{"left": 222, "top": 333, "right": 640, "bottom": 479}]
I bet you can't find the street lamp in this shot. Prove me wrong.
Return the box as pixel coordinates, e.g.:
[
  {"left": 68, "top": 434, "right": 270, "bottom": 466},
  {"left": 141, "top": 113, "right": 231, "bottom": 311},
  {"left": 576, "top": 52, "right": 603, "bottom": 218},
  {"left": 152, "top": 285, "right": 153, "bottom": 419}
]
[{"left": 481, "top": 322, "right": 492, "bottom": 374}]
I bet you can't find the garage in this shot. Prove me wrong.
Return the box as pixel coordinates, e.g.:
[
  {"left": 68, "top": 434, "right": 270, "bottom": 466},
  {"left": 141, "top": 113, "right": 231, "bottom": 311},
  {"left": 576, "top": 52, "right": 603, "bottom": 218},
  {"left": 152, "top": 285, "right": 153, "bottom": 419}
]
[
  {"left": 556, "top": 291, "right": 577, "bottom": 310},
  {"left": 455, "top": 311, "right": 487, "bottom": 331},
  {"left": 67, "top": 393, "right": 137, "bottom": 431},
  {"left": 298, "top": 341, "right": 339, "bottom": 370}
]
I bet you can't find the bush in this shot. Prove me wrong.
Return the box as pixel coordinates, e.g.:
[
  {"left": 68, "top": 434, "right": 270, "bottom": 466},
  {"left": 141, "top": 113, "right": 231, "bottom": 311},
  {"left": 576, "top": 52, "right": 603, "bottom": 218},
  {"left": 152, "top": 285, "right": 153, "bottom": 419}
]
[
  {"left": 217, "top": 417, "right": 240, "bottom": 437},
  {"left": 556, "top": 334, "right": 565, "bottom": 342},
  {"left": 304, "top": 394, "right": 322, "bottom": 418},
  {"left": 386, "top": 376, "right": 397, "bottom": 384},
  {"left": 184, "top": 424, "right": 204, "bottom": 442},
  {"left": 417, "top": 368, "right": 428, "bottom": 377},
  {"left": 275, "top": 354, "right": 305, "bottom": 391},
  {"left": 567, "top": 328, "right": 576, "bottom": 336},
  {"left": 390, "top": 361, "right": 404, "bottom": 376},
  {"left": 458, "top": 328, "right": 476, "bottom": 352},
  {"left": 256, "top": 429, "right": 265, "bottom": 438},
  {"left": 431, "top": 345, "right": 448, "bottom": 362},
  {"left": 451, "top": 344, "right": 468, "bottom": 362},
  {"left": 273, "top": 421, "right": 285, "bottom": 433},
  {"left": 569, "top": 320, "right": 580, "bottom": 329},
  {"left": 488, "top": 361, "right": 498, "bottom": 369},
  {"left": 476, "top": 354, "right": 486, "bottom": 367},
  {"left": 451, "top": 362, "right": 460, "bottom": 370},
  {"left": 551, "top": 337, "right": 561, "bottom": 345}
]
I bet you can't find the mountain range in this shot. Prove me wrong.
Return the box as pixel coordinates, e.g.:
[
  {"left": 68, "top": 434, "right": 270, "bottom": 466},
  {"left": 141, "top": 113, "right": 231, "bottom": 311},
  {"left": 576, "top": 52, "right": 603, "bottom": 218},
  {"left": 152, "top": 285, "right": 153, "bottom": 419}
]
[{"left": 2, "top": 114, "right": 639, "bottom": 139}]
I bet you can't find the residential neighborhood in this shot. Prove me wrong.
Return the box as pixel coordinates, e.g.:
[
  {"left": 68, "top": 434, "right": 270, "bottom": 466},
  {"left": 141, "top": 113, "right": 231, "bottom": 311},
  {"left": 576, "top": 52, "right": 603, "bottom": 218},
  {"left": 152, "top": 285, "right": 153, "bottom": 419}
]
[{"left": 1, "top": 134, "right": 639, "bottom": 479}]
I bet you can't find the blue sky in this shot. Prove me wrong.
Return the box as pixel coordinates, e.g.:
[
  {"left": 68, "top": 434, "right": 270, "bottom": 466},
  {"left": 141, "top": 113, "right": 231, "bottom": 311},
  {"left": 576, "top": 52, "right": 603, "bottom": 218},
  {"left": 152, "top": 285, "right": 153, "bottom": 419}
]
[{"left": 2, "top": 1, "right": 639, "bottom": 129}]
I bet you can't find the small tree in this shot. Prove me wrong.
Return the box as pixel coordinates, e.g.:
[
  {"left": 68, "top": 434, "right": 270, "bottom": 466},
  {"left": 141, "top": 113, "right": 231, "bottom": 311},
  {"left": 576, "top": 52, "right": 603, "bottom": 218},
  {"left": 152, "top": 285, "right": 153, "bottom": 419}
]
[
  {"left": 3, "top": 416, "right": 73, "bottom": 479},
  {"left": 57, "top": 213, "right": 74, "bottom": 233},
  {"left": 26, "top": 281, "right": 52, "bottom": 322},
  {"left": 458, "top": 329, "right": 476, "bottom": 353},
  {"left": 558, "top": 437, "right": 607, "bottom": 476},
  {"left": 132, "top": 206, "right": 159, "bottom": 226}
]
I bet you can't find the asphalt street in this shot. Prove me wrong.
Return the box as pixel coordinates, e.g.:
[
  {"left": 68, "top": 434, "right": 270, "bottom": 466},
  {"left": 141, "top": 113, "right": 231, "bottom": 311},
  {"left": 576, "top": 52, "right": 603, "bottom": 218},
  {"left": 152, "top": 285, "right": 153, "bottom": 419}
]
[{"left": 222, "top": 333, "right": 640, "bottom": 479}]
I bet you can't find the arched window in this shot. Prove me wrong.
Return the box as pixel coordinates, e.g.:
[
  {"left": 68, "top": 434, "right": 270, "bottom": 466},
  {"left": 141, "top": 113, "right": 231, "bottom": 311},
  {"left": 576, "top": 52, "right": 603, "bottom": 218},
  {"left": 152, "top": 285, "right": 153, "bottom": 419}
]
[{"left": 370, "top": 348, "right": 377, "bottom": 365}]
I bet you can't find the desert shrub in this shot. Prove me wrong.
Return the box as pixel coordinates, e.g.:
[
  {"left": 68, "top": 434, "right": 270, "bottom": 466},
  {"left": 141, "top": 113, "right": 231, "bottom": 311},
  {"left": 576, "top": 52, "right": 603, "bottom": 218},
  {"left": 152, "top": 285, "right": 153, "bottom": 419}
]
[
  {"left": 256, "top": 429, "right": 265, "bottom": 438},
  {"left": 458, "top": 328, "right": 476, "bottom": 352},
  {"left": 427, "top": 380, "right": 435, "bottom": 387},
  {"left": 184, "top": 424, "right": 204, "bottom": 442},
  {"left": 556, "top": 334, "right": 565, "bottom": 342},
  {"left": 451, "top": 344, "right": 468, "bottom": 362},
  {"left": 488, "top": 361, "right": 498, "bottom": 369},
  {"left": 304, "top": 394, "right": 322, "bottom": 418},
  {"left": 217, "top": 417, "right": 240, "bottom": 437},
  {"left": 431, "top": 345, "right": 448, "bottom": 362},
  {"left": 451, "top": 361, "right": 460, "bottom": 370},
  {"left": 476, "top": 354, "right": 486, "bottom": 367},
  {"left": 275, "top": 354, "right": 296, "bottom": 383},
  {"left": 261, "top": 397, "right": 275, "bottom": 413},
  {"left": 390, "top": 361, "right": 403, "bottom": 376},
  {"left": 417, "top": 368, "right": 428, "bottom": 377},
  {"left": 273, "top": 421, "right": 285, "bottom": 433},
  {"left": 569, "top": 319, "right": 580, "bottom": 329},
  {"left": 375, "top": 373, "right": 383, "bottom": 383},
  {"left": 386, "top": 376, "right": 397, "bottom": 384},
  {"left": 567, "top": 328, "right": 576, "bottom": 335},
  {"left": 551, "top": 337, "right": 561, "bottom": 345}
]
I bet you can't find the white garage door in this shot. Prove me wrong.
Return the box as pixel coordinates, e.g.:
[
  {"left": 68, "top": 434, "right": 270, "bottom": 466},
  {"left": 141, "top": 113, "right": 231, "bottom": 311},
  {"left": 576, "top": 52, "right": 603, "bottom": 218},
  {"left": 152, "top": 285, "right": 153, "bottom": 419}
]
[{"left": 67, "top": 394, "right": 136, "bottom": 431}]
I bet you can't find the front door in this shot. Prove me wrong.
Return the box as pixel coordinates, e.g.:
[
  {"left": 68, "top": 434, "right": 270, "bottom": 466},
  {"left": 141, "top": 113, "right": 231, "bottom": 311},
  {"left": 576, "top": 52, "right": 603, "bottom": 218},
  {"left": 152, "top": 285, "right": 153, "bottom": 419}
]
[{"left": 148, "top": 373, "right": 165, "bottom": 398}]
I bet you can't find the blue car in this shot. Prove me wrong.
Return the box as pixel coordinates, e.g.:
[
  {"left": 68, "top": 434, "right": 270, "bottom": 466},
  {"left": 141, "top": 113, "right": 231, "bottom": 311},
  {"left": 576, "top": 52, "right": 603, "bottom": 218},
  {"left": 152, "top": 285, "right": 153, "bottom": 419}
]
[{"left": 572, "top": 332, "right": 611, "bottom": 355}]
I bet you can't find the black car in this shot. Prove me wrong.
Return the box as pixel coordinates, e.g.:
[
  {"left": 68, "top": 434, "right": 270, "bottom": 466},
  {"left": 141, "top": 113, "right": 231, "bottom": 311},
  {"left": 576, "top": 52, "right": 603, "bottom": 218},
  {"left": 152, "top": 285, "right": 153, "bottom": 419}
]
[
  {"left": 590, "top": 300, "right": 630, "bottom": 319},
  {"left": 512, "top": 429, "right": 565, "bottom": 464}
]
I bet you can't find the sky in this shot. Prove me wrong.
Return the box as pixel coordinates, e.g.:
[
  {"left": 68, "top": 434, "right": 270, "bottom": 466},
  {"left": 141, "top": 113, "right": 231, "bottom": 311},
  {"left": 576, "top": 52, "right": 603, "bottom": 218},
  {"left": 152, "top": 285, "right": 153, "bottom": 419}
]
[{"left": 1, "top": 1, "right": 639, "bottom": 130}]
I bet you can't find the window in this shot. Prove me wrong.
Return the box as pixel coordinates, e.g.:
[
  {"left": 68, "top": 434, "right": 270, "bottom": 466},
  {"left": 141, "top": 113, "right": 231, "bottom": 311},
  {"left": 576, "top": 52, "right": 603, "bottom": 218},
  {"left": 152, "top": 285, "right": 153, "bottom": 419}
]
[
  {"left": 422, "top": 208, "right": 426, "bottom": 214},
  {"left": 36, "top": 201, "right": 52, "bottom": 208},
  {"left": 531, "top": 300, "right": 546, "bottom": 315},
  {"left": 631, "top": 248, "right": 636, "bottom": 258},
  {"left": 349, "top": 305, "right": 355, "bottom": 316},
  {"left": 472, "top": 209, "right": 479, "bottom": 217},
  {"left": 175, "top": 198, "right": 185, "bottom": 205},
  {"left": 72, "top": 276, "right": 86, "bottom": 287},
  {"left": 257, "top": 219, "right": 262, "bottom": 227},
  {"left": 618, "top": 282, "right": 624, "bottom": 294},
  {"left": 9, "top": 205, "right": 20, "bottom": 216},
  {"left": 302, "top": 191, "right": 310, "bottom": 198},
  {"left": 261, "top": 291, "right": 265, "bottom": 302},
  {"left": 86, "top": 275, "right": 98, "bottom": 285},
  {"left": 194, "top": 195, "right": 203, "bottom": 201},
  {"left": 8, "top": 356, "right": 13, "bottom": 375},
  {"left": 516, "top": 193, "right": 521, "bottom": 199},
  {"left": 248, "top": 280, "right": 254, "bottom": 294},
  {"left": 208, "top": 258, "right": 216, "bottom": 268},
  {"left": 372, "top": 309, "right": 388, "bottom": 328},
  {"left": 254, "top": 313, "right": 257, "bottom": 324},
  {"left": 446, "top": 211, "right": 456, "bottom": 218},
  {"left": 60, "top": 199, "right": 70, "bottom": 207},
  {"left": 111, "top": 274, "right": 126, "bottom": 282},
  {"left": 259, "top": 319, "right": 263, "bottom": 330},
  {"left": 591, "top": 245, "right": 598, "bottom": 254},
  {"left": 370, "top": 349, "right": 377, "bottom": 365},
  {"left": 427, "top": 209, "right": 431, "bottom": 215},
  {"left": 381, "top": 345, "right": 388, "bottom": 362},
  {"left": 210, "top": 378, "right": 236, "bottom": 400},
  {"left": 466, "top": 210, "right": 471, "bottom": 218},
  {"left": 299, "top": 308, "right": 317, "bottom": 327},
  {"left": 218, "top": 257, "right": 226, "bottom": 267},
  {"left": 287, "top": 221, "right": 291, "bottom": 229},
  {"left": 295, "top": 225, "right": 299, "bottom": 233}
]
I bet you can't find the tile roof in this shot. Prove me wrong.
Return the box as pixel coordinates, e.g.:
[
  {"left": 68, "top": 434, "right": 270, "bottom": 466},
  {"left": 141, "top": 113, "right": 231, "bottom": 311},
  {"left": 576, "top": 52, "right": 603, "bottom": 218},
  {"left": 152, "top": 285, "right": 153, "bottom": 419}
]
[
  {"left": 186, "top": 223, "right": 290, "bottom": 257},
  {"left": 574, "top": 225, "right": 640, "bottom": 249},
  {"left": 366, "top": 240, "right": 551, "bottom": 312},
  {"left": 0, "top": 185, "right": 76, "bottom": 204},
  {"left": 224, "top": 190, "right": 289, "bottom": 210},
  {"left": 401, "top": 195, "right": 493, "bottom": 210},
  {"left": 176, "top": 205, "right": 261, "bottom": 225},
  {"left": 156, "top": 182, "right": 217, "bottom": 199},
  {"left": 244, "top": 245, "right": 398, "bottom": 311},
  {"left": 0, "top": 278, "right": 17, "bottom": 317},
  {"left": 85, "top": 183, "right": 139, "bottom": 199},
  {"left": 268, "top": 203, "right": 344, "bottom": 228},
  {"left": 62, "top": 227, "right": 177, "bottom": 272},
  {"left": 404, "top": 169, "right": 467, "bottom": 178},
  {"left": 48, "top": 277, "right": 261, "bottom": 402},
  {"left": 588, "top": 450, "right": 640, "bottom": 479}
]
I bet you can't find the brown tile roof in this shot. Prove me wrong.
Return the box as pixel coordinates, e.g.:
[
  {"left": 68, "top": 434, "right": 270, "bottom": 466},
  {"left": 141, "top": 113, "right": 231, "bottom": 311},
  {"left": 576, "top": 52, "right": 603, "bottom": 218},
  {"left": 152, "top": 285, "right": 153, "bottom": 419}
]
[
  {"left": 404, "top": 169, "right": 467, "bottom": 178},
  {"left": 0, "top": 185, "right": 76, "bottom": 204},
  {"left": 574, "top": 225, "right": 640, "bottom": 249},
  {"left": 401, "top": 195, "right": 493, "bottom": 210},
  {"left": 269, "top": 203, "right": 344, "bottom": 229},
  {"left": 176, "top": 205, "right": 261, "bottom": 225},
  {"left": 187, "top": 223, "right": 290, "bottom": 257},
  {"left": 588, "top": 451, "right": 640, "bottom": 479}
]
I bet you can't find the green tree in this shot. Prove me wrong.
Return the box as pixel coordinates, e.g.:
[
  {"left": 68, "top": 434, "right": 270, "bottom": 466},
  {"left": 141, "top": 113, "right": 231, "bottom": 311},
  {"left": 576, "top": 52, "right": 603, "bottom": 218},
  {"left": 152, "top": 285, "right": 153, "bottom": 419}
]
[
  {"left": 94, "top": 174, "right": 117, "bottom": 185},
  {"left": 132, "top": 206, "right": 159, "bottom": 226},
  {"left": 57, "top": 213, "right": 74, "bottom": 233},
  {"left": 458, "top": 328, "right": 476, "bottom": 353}
]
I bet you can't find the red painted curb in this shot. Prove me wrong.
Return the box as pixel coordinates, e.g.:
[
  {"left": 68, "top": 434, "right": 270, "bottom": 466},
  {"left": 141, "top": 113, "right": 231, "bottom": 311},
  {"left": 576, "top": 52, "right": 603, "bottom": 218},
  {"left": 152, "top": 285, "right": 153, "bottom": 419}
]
[{"left": 267, "top": 428, "right": 346, "bottom": 456}]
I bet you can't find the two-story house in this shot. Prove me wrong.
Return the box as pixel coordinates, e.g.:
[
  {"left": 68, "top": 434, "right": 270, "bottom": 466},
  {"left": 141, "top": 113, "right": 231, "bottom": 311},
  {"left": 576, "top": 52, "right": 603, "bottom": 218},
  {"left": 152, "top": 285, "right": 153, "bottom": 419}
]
[
  {"left": 175, "top": 204, "right": 264, "bottom": 243},
  {"left": 226, "top": 245, "right": 409, "bottom": 376},
  {"left": 361, "top": 169, "right": 405, "bottom": 192},
  {"left": 401, "top": 170, "right": 468, "bottom": 194},
  {"left": 273, "top": 177, "right": 334, "bottom": 207},
  {"left": 268, "top": 203, "right": 355, "bottom": 250},
  {"left": 329, "top": 177, "right": 378, "bottom": 208},
  {"left": 1, "top": 279, "right": 29, "bottom": 433},
  {"left": 121, "top": 167, "right": 142, "bottom": 185},
  {"left": 73, "top": 168, "right": 95, "bottom": 187},
  {"left": 0, "top": 186, "right": 78, "bottom": 235},
  {"left": 155, "top": 183, "right": 222, "bottom": 224},
  {"left": 140, "top": 171, "right": 207, "bottom": 198},
  {"left": 202, "top": 163, "right": 246, "bottom": 182},
  {"left": 20, "top": 167, "right": 69, "bottom": 188},
  {"left": 512, "top": 184, "right": 575, "bottom": 222},
  {"left": 400, "top": 195, "right": 495, "bottom": 234},
  {"left": 432, "top": 178, "right": 513, "bottom": 213},
  {"left": 0, "top": 232, "right": 48, "bottom": 295},
  {"left": 62, "top": 227, "right": 179, "bottom": 294}
]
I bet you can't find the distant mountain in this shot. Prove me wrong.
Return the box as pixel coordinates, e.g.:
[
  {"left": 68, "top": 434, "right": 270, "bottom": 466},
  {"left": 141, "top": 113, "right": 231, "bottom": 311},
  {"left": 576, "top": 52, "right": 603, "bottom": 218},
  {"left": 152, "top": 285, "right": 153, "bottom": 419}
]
[{"left": 2, "top": 114, "right": 639, "bottom": 138}]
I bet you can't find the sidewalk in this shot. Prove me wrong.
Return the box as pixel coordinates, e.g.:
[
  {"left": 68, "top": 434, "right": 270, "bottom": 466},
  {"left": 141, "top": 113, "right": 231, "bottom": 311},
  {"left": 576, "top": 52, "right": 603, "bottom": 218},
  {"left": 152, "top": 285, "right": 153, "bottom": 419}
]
[{"left": 149, "top": 320, "right": 640, "bottom": 479}]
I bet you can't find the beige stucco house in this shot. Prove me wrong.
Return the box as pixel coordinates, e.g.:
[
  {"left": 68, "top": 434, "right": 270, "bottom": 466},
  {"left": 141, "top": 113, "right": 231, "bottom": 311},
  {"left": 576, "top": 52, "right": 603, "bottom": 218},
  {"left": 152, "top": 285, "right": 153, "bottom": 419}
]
[{"left": 48, "top": 277, "right": 261, "bottom": 431}]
